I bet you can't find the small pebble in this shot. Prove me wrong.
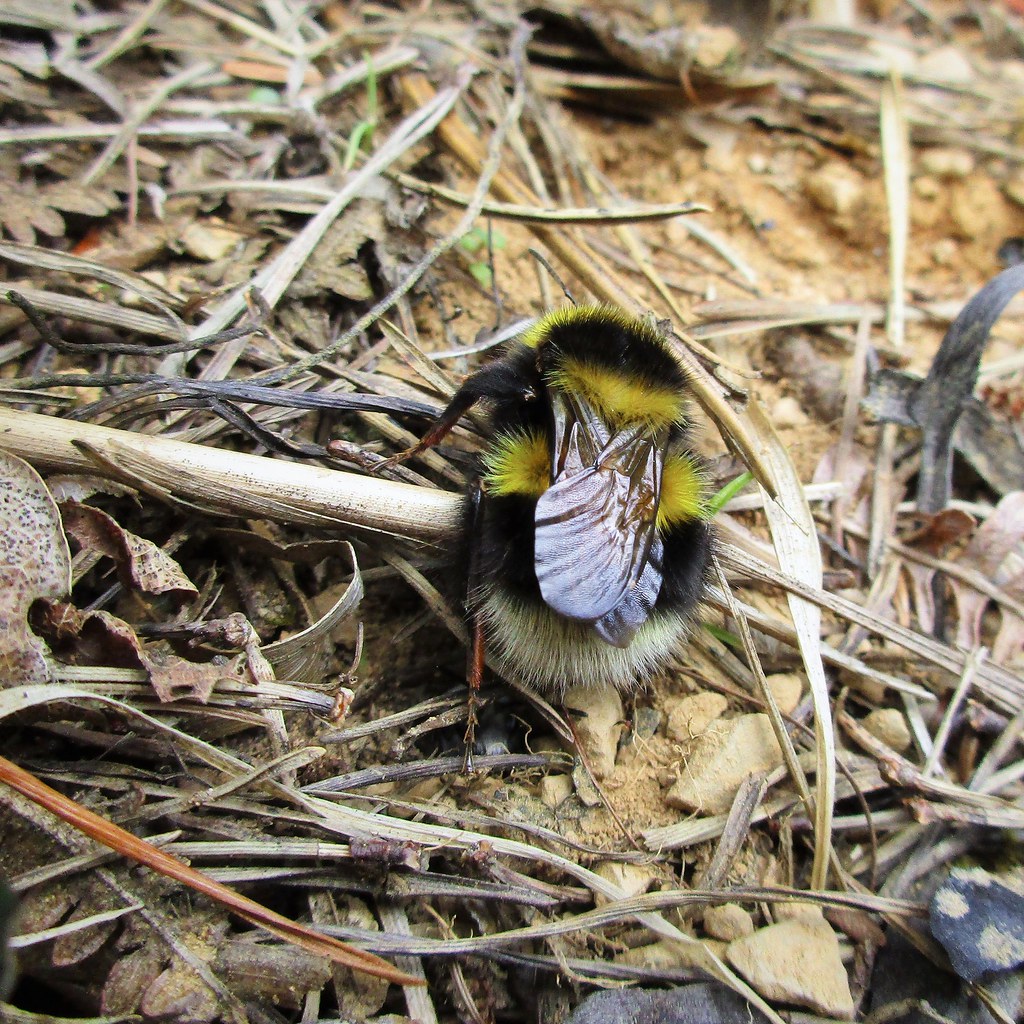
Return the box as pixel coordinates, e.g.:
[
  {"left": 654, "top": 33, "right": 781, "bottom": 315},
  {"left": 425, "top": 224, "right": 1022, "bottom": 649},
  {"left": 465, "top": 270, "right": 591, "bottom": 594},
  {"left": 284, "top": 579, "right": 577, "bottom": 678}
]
[
  {"left": 593, "top": 861, "right": 659, "bottom": 907},
  {"left": 539, "top": 774, "right": 573, "bottom": 809},
  {"left": 563, "top": 685, "right": 624, "bottom": 780},
  {"left": 917, "top": 45, "right": 974, "bottom": 83},
  {"left": 863, "top": 707, "right": 912, "bottom": 753},
  {"left": 727, "top": 917, "right": 854, "bottom": 1019},
  {"left": 664, "top": 691, "right": 728, "bottom": 743},
  {"left": 773, "top": 900, "right": 825, "bottom": 924},
  {"left": 180, "top": 220, "right": 244, "bottom": 261},
  {"left": 704, "top": 903, "right": 755, "bottom": 941},
  {"left": 771, "top": 396, "right": 809, "bottom": 429},
  {"left": 765, "top": 673, "right": 803, "bottom": 715},
  {"left": 918, "top": 147, "right": 974, "bottom": 179},
  {"left": 805, "top": 163, "right": 864, "bottom": 218},
  {"left": 666, "top": 714, "right": 784, "bottom": 815}
]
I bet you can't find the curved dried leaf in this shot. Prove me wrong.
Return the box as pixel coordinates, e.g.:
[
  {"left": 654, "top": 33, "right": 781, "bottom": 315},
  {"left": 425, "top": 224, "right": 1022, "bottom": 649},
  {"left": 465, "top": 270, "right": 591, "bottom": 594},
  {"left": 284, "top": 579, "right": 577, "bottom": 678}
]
[
  {"left": 960, "top": 493, "right": 1024, "bottom": 577},
  {"left": 263, "top": 541, "right": 362, "bottom": 682},
  {"left": 0, "top": 179, "right": 119, "bottom": 244},
  {"left": 61, "top": 500, "right": 197, "bottom": 597},
  {"left": 0, "top": 450, "right": 70, "bottom": 684},
  {"left": 28, "top": 202, "right": 64, "bottom": 238},
  {"left": 948, "top": 493, "right": 1024, "bottom": 655}
]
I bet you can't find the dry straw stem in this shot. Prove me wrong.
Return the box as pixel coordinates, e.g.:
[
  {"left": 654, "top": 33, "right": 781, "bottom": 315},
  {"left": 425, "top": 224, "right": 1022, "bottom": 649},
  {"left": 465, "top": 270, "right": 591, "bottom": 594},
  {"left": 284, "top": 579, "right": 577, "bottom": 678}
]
[{"left": 0, "top": 407, "right": 464, "bottom": 541}]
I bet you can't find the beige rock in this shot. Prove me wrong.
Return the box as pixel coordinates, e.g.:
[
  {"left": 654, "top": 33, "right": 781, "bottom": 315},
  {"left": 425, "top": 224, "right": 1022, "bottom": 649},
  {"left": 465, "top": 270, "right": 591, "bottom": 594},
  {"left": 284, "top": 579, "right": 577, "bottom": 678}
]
[
  {"left": 727, "top": 917, "right": 855, "bottom": 1019},
  {"left": 538, "top": 774, "right": 573, "bottom": 809},
  {"left": 664, "top": 692, "right": 728, "bottom": 743},
  {"left": 563, "top": 685, "right": 624, "bottom": 779},
  {"left": 571, "top": 762, "right": 602, "bottom": 807},
  {"left": 765, "top": 673, "right": 803, "bottom": 715},
  {"left": 618, "top": 937, "right": 729, "bottom": 971},
  {"left": 666, "top": 714, "right": 784, "bottom": 815},
  {"left": 704, "top": 903, "right": 754, "bottom": 941},
  {"left": 692, "top": 25, "right": 740, "bottom": 70},
  {"left": 672, "top": 936, "right": 729, "bottom": 969},
  {"left": 918, "top": 147, "right": 974, "bottom": 179},
  {"left": 950, "top": 177, "right": 1014, "bottom": 241},
  {"left": 863, "top": 707, "right": 912, "bottom": 753},
  {"left": 805, "top": 163, "right": 865, "bottom": 220},
  {"left": 771, "top": 397, "right": 809, "bottom": 429},
  {"left": 593, "top": 861, "right": 659, "bottom": 907},
  {"left": 917, "top": 45, "right": 973, "bottom": 83},
  {"left": 847, "top": 673, "right": 886, "bottom": 706},
  {"left": 772, "top": 900, "right": 824, "bottom": 924},
  {"left": 180, "top": 220, "right": 244, "bottom": 261},
  {"left": 931, "top": 238, "right": 958, "bottom": 267}
]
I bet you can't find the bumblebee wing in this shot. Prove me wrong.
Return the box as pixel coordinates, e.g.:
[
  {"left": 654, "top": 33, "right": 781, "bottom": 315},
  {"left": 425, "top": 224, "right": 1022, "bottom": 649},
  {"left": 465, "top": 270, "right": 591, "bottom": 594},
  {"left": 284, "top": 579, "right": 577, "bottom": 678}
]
[
  {"left": 534, "top": 401, "right": 664, "bottom": 639},
  {"left": 591, "top": 534, "right": 663, "bottom": 648}
]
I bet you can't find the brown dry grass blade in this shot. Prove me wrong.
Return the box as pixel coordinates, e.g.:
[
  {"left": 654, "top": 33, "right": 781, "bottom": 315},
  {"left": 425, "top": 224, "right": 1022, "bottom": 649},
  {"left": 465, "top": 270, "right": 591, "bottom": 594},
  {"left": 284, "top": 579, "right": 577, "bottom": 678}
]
[
  {"left": 397, "top": 71, "right": 637, "bottom": 309},
  {"left": 0, "top": 754, "right": 422, "bottom": 986}
]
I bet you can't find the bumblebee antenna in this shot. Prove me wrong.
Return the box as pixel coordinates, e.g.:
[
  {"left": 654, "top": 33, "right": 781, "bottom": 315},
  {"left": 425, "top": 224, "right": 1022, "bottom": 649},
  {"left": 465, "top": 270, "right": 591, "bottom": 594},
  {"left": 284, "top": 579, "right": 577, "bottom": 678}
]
[{"left": 527, "top": 248, "right": 576, "bottom": 306}]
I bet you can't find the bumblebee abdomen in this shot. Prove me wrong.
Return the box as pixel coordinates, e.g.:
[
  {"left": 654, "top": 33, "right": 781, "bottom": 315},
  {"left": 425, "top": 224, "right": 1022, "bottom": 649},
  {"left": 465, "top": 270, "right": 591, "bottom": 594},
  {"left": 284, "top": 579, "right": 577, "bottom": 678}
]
[{"left": 476, "top": 586, "right": 692, "bottom": 694}]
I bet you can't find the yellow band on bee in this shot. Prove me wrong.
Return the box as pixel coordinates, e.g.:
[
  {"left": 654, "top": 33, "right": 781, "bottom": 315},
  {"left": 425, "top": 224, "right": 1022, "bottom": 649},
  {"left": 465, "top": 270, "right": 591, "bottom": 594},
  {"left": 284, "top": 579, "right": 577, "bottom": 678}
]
[
  {"left": 657, "top": 453, "right": 706, "bottom": 529},
  {"left": 548, "top": 357, "right": 686, "bottom": 431},
  {"left": 482, "top": 430, "right": 550, "bottom": 497}
]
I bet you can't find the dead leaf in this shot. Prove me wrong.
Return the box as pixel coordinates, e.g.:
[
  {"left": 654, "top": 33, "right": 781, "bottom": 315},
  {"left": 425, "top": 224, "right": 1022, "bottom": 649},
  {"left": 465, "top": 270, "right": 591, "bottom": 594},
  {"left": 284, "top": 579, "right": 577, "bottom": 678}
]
[
  {"left": 0, "top": 450, "right": 70, "bottom": 685},
  {"left": 33, "top": 603, "right": 228, "bottom": 703},
  {"left": 900, "top": 508, "right": 976, "bottom": 635},
  {"left": 0, "top": 165, "right": 119, "bottom": 244},
  {"left": 948, "top": 492, "right": 1024, "bottom": 656},
  {"left": 60, "top": 500, "right": 197, "bottom": 597},
  {"left": 101, "top": 943, "right": 168, "bottom": 1014},
  {"left": 288, "top": 200, "right": 385, "bottom": 301}
]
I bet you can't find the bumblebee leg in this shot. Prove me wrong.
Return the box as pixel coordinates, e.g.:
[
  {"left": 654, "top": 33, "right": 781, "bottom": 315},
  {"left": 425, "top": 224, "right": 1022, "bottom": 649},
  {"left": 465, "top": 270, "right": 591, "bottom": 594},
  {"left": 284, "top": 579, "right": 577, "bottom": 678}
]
[
  {"left": 373, "top": 354, "right": 536, "bottom": 472},
  {"left": 371, "top": 389, "right": 481, "bottom": 473},
  {"left": 462, "top": 603, "right": 486, "bottom": 773},
  {"left": 462, "top": 481, "right": 487, "bottom": 772}
]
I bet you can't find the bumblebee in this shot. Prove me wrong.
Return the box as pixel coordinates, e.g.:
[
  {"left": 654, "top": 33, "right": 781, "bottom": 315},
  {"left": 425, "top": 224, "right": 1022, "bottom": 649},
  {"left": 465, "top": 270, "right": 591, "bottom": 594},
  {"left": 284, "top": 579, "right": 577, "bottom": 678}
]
[{"left": 401, "top": 305, "right": 713, "bottom": 695}]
